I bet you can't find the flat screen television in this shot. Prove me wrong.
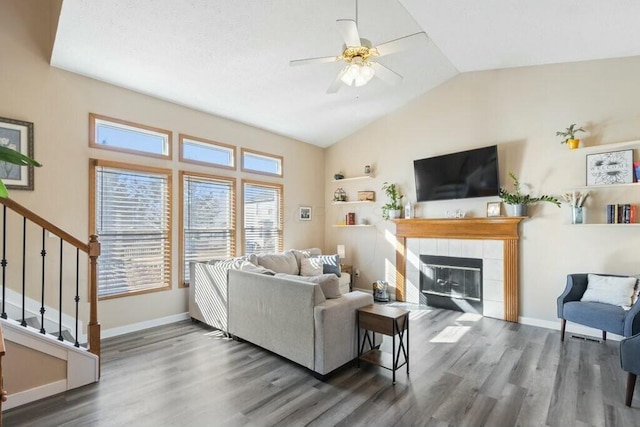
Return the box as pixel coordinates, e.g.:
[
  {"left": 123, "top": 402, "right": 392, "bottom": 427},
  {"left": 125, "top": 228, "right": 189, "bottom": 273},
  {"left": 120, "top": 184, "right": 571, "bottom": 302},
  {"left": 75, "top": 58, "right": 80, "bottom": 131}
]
[{"left": 414, "top": 145, "right": 499, "bottom": 202}]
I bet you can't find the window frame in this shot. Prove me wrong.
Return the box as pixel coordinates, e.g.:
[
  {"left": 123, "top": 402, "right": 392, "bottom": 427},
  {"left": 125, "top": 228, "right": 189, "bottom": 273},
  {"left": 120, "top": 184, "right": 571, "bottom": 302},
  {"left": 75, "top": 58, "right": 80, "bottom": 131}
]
[
  {"left": 241, "top": 179, "right": 284, "bottom": 255},
  {"left": 89, "top": 113, "right": 173, "bottom": 160},
  {"left": 89, "top": 159, "right": 173, "bottom": 300},
  {"left": 179, "top": 170, "right": 236, "bottom": 287},
  {"left": 241, "top": 148, "right": 284, "bottom": 178},
  {"left": 179, "top": 134, "right": 236, "bottom": 170}
]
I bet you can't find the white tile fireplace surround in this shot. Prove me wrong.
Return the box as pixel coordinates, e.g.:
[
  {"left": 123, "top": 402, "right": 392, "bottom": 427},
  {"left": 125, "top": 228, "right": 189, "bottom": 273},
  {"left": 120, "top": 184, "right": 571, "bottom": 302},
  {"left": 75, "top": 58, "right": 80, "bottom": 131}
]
[
  {"left": 392, "top": 218, "right": 524, "bottom": 322},
  {"left": 405, "top": 238, "right": 505, "bottom": 319}
]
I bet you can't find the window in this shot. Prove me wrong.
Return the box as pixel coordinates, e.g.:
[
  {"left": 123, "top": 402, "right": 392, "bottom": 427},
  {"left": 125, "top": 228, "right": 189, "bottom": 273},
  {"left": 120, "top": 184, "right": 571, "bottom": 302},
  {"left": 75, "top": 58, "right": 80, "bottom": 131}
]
[
  {"left": 89, "top": 113, "right": 172, "bottom": 159},
  {"left": 241, "top": 148, "right": 283, "bottom": 177},
  {"left": 180, "top": 172, "right": 236, "bottom": 286},
  {"left": 90, "top": 160, "right": 172, "bottom": 299},
  {"left": 179, "top": 134, "right": 235, "bottom": 170},
  {"left": 242, "top": 180, "right": 283, "bottom": 254}
]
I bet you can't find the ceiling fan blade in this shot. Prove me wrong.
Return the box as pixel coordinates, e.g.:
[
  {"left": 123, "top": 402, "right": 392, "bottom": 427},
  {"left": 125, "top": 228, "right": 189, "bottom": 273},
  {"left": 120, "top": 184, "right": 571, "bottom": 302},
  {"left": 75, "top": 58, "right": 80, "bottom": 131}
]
[
  {"left": 327, "top": 68, "right": 347, "bottom": 94},
  {"left": 290, "top": 56, "right": 341, "bottom": 67},
  {"left": 375, "top": 32, "right": 428, "bottom": 57},
  {"left": 337, "top": 19, "right": 361, "bottom": 47},
  {"left": 371, "top": 62, "right": 403, "bottom": 86}
]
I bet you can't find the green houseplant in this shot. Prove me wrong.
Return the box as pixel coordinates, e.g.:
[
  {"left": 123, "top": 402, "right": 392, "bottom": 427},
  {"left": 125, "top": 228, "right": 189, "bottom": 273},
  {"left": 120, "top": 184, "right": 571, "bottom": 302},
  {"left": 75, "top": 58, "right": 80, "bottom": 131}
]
[
  {"left": 556, "top": 123, "right": 585, "bottom": 149},
  {"left": 381, "top": 182, "right": 403, "bottom": 219},
  {"left": 0, "top": 143, "right": 42, "bottom": 198},
  {"left": 499, "top": 172, "right": 560, "bottom": 216}
]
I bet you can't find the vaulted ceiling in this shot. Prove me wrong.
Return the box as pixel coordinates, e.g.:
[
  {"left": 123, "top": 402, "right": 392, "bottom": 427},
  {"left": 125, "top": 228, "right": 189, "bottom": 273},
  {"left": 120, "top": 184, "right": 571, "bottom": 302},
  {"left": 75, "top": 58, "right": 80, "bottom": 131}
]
[{"left": 51, "top": 1, "right": 640, "bottom": 147}]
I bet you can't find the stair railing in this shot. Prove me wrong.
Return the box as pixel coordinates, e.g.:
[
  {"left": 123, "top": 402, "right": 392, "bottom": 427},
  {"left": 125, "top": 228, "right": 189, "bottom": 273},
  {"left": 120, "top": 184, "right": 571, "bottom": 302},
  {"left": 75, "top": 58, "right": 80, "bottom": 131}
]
[
  {"left": 0, "top": 324, "right": 6, "bottom": 427},
  {"left": 0, "top": 198, "right": 100, "bottom": 359}
]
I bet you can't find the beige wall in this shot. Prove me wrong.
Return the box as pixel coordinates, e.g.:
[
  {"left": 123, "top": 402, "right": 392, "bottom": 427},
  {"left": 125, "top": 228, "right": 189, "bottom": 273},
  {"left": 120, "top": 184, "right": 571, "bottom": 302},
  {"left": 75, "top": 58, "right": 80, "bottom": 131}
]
[
  {"left": 326, "top": 56, "right": 640, "bottom": 324},
  {"left": 4, "top": 340, "right": 66, "bottom": 393},
  {"left": 0, "top": 0, "right": 325, "bottom": 330}
]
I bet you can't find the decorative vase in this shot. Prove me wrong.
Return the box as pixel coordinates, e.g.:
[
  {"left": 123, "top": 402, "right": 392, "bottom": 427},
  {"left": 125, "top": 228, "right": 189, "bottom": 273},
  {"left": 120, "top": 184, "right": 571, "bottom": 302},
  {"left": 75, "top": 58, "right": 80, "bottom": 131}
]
[
  {"left": 388, "top": 209, "right": 402, "bottom": 219},
  {"left": 571, "top": 206, "right": 584, "bottom": 224},
  {"left": 506, "top": 204, "right": 527, "bottom": 217},
  {"left": 567, "top": 139, "right": 580, "bottom": 150}
]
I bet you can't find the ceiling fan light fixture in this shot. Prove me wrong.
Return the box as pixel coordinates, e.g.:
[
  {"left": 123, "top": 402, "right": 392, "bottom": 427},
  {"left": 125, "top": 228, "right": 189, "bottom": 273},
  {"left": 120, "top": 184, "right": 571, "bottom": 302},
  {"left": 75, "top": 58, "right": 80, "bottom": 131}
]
[{"left": 340, "top": 59, "right": 375, "bottom": 87}]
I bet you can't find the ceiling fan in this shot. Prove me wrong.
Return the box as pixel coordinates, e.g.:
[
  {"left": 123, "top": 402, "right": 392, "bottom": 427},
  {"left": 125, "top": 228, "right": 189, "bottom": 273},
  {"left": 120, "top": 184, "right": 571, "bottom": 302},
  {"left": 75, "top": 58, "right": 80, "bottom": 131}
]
[{"left": 290, "top": 16, "right": 428, "bottom": 93}]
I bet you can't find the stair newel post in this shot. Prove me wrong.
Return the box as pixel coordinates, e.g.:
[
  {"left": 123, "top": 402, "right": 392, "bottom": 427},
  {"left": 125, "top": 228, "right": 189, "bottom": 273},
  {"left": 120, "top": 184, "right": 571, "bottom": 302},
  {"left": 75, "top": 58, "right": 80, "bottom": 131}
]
[
  {"left": 57, "top": 238, "right": 63, "bottom": 341},
  {"left": 88, "top": 234, "right": 101, "bottom": 362},
  {"left": 1, "top": 205, "right": 7, "bottom": 320},
  {"left": 20, "top": 217, "right": 26, "bottom": 327},
  {"left": 74, "top": 248, "right": 80, "bottom": 347},
  {"left": 39, "top": 228, "right": 46, "bottom": 334}
]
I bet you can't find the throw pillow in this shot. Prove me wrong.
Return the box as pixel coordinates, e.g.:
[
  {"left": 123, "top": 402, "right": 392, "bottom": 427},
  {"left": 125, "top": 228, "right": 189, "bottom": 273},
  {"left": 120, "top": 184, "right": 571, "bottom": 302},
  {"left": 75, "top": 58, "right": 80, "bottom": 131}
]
[
  {"left": 300, "top": 257, "right": 323, "bottom": 276},
  {"left": 581, "top": 274, "right": 638, "bottom": 309},
  {"left": 248, "top": 250, "right": 299, "bottom": 275},
  {"left": 311, "top": 254, "right": 341, "bottom": 277},
  {"left": 292, "top": 248, "right": 322, "bottom": 270},
  {"left": 239, "top": 261, "right": 275, "bottom": 275},
  {"left": 275, "top": 273, "right": 342, "bottom": 299}
]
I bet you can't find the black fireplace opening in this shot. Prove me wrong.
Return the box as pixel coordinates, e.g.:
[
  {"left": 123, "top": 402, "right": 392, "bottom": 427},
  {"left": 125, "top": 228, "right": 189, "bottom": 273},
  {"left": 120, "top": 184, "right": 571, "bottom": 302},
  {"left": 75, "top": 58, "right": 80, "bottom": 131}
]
[{"left": 419, "top": 255, "right": 483, "bottom": 314}]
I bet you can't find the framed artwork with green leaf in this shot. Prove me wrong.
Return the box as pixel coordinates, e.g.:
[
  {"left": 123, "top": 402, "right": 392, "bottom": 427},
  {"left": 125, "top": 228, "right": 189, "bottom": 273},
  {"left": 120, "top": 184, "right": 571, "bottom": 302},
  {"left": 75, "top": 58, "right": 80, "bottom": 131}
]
[{"left": 0, "top": 116, "right": 35, "bottom": 192}]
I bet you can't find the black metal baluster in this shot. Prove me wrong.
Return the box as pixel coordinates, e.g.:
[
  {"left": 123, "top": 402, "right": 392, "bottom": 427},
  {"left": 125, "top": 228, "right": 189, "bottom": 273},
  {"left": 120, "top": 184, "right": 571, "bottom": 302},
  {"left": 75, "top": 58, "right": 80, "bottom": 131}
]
[
  {"left": 74, "top": 248, "right": 80, "bottom": 347},
  {"left": 58, "top": 238, "right": 63, "bottom": 341},
  {"left": 20, "top": 217, "right": 26, "bottom": 327},
  {"left": 39, "top": 228, "right": 46, "bottom": 334},
  {"left": 1, "top": 205, "right": 7, "bottom": 319}
]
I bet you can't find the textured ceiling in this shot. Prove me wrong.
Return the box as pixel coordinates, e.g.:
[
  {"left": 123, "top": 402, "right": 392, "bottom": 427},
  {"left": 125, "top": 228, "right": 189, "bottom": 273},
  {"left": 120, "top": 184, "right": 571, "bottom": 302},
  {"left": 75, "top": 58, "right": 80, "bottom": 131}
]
[{"left": 51, "top": 1, "right": 640, "bottom": 147}]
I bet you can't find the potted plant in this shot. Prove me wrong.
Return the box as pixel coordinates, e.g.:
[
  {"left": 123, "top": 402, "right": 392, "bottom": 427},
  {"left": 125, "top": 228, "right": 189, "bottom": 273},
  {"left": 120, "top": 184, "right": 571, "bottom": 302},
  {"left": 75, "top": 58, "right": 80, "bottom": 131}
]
[
  {"left": 556, "top": 123, "right": 585, "bottom": 150},
  {"left": 381, "top": 182, "right": 403, "bottom": 219},
  {"left": 499, "top": 172, "right": 560, "bottom": 216},
  {"left": 0, "top": 143, "right": 41, "bottom": 198}
]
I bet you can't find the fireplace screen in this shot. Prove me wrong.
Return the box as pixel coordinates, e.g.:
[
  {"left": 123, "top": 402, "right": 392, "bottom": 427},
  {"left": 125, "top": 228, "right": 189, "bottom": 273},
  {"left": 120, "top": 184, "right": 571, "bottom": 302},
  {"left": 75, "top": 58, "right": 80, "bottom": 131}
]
[{"left": 420, "top": 255, "right": 482, "bottom": 302}]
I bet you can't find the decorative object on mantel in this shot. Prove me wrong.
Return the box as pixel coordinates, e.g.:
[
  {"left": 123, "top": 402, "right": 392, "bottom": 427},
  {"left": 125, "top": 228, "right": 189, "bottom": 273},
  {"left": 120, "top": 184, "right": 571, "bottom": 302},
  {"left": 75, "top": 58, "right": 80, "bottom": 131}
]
[
  {"left": 333, "top": 187, "right": 347, "bottom": 202},
  {"left": 382, "top": 182, "right": 403, "bottom": 219},
  {"left": 586, "top": 150, "right": 634, "bottom": 185},
  {"left": 556, "top": 123, "right": 585, "bottom": 149},
  {"left": 499, "top": 172, "right": 560, "bottom": 216},
  {"left": 404, "top": 200, "right": 412, "bottom": 219},
  {"left": 486, "top": 201, "right": 501, "bottom": 217},
  {"left": 0, "top": 116, "right": 42, "bottom": 197},
  {"left": 445, "top": 209, "right": 466, "bottom": 218},
  {"left": 334, "top": 171, "right": 345, "bottom": 180},
  {"left": 562, "top": 191, "right": 589, "bottom": 224}
]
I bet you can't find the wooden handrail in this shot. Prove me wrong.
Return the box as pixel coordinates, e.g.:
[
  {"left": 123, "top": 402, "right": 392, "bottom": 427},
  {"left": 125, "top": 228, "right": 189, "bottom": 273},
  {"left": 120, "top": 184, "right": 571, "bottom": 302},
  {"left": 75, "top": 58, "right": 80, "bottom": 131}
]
[
  {"left": 0, "top": 198, "right": 89, "bottom": 253},
  {"left": 0, "top": 324, "right": 6, "bottom": 427}
]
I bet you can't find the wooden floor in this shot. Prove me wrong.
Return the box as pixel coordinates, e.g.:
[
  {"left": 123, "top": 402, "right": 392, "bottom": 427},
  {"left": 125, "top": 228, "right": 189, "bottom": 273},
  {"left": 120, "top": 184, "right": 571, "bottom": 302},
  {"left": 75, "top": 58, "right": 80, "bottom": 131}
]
[{"left": 4, "top": 306, "right": 640, "bottom": 426}]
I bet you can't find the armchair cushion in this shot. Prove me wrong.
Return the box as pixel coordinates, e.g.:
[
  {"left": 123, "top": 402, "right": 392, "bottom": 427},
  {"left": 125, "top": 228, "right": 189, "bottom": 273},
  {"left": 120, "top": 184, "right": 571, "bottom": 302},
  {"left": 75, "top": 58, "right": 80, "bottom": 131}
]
[
  {"left": 581, "top": 274, "right": 638, "bottom": 309},
  {"left": 564, "top": 301, "right": 627, "bottom": 334}
]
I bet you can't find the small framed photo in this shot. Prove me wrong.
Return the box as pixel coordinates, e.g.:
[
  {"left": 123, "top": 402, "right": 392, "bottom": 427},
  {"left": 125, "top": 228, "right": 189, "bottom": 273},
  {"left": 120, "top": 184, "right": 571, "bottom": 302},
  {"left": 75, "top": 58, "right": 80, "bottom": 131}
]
[
  {"left": 357, "top": 190, "right": 375, "bottom": 201},
  {"left": 0, "top": 116, "right": 35, "bottom": 191},
  {"left": 299, "top": 206, "right": 312, "bottom": 221},
  {"left": 487, "top": 201, "right": 501, "bottom": 217},
  {"left": 586, "top": 149, "right": 634, "bottom": 185}
]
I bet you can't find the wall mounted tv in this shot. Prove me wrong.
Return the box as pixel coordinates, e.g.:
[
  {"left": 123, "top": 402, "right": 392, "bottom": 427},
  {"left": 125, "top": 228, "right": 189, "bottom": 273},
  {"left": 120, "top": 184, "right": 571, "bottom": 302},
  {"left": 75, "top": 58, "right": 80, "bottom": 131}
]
[{"left": 414, "top": 145, "right": 499, "bottom": 202}]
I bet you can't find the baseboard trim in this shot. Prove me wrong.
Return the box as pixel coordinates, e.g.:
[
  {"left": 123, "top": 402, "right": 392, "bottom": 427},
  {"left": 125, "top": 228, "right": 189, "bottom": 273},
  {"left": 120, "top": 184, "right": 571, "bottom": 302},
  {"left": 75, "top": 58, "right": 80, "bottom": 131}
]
[
  {"left": 519, "top": 316, "right": 623, "bottom": 342},
  {"left": 3, "top": 379, "right": 67, "bottom": 411},
  {"left": 102, "top": 312, "right": 190, "bottom": 339}
]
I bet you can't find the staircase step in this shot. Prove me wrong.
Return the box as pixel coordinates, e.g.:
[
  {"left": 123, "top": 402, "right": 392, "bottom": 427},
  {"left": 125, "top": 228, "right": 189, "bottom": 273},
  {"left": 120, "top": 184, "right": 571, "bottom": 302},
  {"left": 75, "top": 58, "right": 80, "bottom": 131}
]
[{"left": 17, "top": 316, "right": 83, "bottom": 346}]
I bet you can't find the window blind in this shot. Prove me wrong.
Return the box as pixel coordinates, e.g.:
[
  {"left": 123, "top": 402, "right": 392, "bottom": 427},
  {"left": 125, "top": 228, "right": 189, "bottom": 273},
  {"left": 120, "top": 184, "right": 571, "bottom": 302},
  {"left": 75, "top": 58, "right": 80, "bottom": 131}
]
[
  {"left": 243, "top": 181, "right": 283, "bottom": 254},
  {"left": 95, "top": 165, "right": 171, "bottom": 297},
  {"left": 183, "top": 174, "right": 235, "bottom": 284}
]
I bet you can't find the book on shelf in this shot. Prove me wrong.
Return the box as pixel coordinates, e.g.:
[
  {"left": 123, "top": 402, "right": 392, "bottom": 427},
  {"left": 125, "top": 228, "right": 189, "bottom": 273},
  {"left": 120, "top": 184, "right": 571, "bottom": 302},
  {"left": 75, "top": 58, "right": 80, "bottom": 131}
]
[{"left": 606, "top": 204, "right": 636, "bottom": 224}]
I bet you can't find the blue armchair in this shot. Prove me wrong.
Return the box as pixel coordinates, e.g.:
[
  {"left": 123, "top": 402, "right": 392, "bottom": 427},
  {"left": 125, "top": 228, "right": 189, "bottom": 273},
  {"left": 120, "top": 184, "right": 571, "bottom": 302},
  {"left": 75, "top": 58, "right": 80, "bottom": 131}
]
[
  {"left": 620, "top": 333, "right": 640, "bottom": 406},
  {"left": 557, "top": 273, "right": 640, "bottom": 341}
]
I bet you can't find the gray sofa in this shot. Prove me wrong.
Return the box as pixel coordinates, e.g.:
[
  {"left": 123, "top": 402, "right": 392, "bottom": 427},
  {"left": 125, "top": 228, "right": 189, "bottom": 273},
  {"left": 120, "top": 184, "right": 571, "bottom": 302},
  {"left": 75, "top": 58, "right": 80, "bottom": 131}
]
[{"left": 189, "top": 249, "right": 374, "bottom": 376}]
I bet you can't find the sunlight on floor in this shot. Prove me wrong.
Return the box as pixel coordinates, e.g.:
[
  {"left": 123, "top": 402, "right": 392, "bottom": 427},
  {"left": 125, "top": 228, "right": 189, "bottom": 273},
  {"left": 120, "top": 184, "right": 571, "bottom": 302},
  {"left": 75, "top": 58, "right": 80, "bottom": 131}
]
[
  {"left": 430, "top": 325, "right": 471, "bottom": 343},
  {"left": 456, "top": 313, "right": 482, "bottom": 322}
]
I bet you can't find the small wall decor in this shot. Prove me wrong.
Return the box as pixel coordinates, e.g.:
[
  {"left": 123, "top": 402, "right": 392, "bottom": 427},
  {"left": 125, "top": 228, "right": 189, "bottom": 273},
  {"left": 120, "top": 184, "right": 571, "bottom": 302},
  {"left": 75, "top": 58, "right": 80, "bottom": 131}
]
[
  {"left": 486, "top": 201, "right": 501, "bottom": 217},
  {"left": 0, "top": 116, "right": 35, "bottom": 191},
  {"left": 586, "top": 149, "right": 634, "bottom": 185},
  {"left": 357, "top": 190, "right": 375, "bottom": 201},
  {"left": 333, "top": 187, "right": 347, "bottom": 202},
  {"left": 298, "top": 206, "right": 312, "bottom": 221}
]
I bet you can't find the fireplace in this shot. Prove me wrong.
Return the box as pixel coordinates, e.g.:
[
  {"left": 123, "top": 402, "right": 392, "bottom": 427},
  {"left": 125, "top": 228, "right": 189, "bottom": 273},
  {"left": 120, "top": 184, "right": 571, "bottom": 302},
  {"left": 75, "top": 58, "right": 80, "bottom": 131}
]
[{"left": 420, "top": 255, "right": 483, "bottom": 313}]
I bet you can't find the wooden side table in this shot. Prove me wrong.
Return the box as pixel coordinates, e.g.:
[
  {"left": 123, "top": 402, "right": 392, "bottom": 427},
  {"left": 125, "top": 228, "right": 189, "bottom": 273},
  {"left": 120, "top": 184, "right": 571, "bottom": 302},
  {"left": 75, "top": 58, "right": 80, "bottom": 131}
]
[{"left": 357, "top": 304, "right": 409, "bottom": 384}]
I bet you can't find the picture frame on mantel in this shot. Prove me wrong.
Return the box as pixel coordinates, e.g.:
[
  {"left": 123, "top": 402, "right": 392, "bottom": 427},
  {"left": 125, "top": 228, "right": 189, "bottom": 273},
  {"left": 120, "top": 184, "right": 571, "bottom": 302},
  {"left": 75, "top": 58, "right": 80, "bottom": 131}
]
[
  {"left": 486, "top": 201, "right": 501, "bottom": 217},
  {"left": 0, "top": 116, "right": 35, "bottom": 191},
  {"left": 586, "top": 149, "right": 634, "bottom": 186}
]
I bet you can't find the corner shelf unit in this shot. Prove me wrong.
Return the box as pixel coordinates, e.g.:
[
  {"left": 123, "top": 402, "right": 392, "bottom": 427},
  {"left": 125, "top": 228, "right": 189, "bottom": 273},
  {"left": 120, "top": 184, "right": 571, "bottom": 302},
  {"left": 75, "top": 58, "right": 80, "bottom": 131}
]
[{"left": 567, "top": 139, "right": 640, "bottom": 226}]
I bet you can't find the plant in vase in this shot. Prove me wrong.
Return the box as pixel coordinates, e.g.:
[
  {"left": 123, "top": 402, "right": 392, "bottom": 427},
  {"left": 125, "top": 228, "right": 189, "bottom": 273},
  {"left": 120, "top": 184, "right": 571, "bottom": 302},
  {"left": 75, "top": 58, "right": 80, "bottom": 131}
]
[
  {"left": 0, "top": 142, "right": 41, "bottom": 198},
  {"left": 499, "top": 172, "right": 560, "bottom": 216},
  {"left": 381, "top": 182, "right": 403, "bottom": 220},
  {"left": 556, "top": 123, "right": 585, "bottom": 149},
  {"left": 562, "top": 191, "right": 589, "bottom": 224}
]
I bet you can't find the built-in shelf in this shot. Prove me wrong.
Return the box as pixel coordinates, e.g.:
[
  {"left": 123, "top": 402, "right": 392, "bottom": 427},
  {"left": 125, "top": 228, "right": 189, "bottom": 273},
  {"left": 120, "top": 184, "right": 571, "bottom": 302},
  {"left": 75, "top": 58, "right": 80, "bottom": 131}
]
[
  {"left": 575, "top": 139, "right": 640, "bottom": 154},
  {"left": 569, "top": 182, "right": 640, "bottom": 191},
  {"left": 332, "top": 200, "right": 374, "bottom": 205},
  {"left": 331, "top": 175, "right": 374, "bottom": 183},
  {"left": 332, "top": 224, "right": 374, "bottom": 228}
]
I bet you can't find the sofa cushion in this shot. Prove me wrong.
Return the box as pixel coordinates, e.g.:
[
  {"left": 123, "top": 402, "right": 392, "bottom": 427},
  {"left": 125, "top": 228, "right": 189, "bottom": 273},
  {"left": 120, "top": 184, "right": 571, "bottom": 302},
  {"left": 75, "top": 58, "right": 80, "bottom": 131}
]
[
  {"left": 311, "top": 254, "right": 341, "bottom": 277},
  {"left": 239, "top": 260, "right": 275, "bottom": 275},
  {"left": 249, "top": 250, "right": 299, "bottom": 275},
  {"left": 300, "top": 257, "right": 324, "bottom": 276},
  {"left": 292, "top": 248, "right": 322, "bottom": 270},
  {"left": 275, "top": 273, "right": 342, "bottom": 299},
  {"left": 582, "top": 274, "right": 638, "bottom": 309},
  {"left": 563, "top": 301, "right": 626, "bottom": 335}
]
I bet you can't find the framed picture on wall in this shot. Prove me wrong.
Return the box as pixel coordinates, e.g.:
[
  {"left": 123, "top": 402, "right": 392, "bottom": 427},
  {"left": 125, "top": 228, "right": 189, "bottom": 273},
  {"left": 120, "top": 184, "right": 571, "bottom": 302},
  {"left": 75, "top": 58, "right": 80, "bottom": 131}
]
[
  {"left": 0, "top": 116, "right": 35, "bottom": 191},
  {"left": 299, "top": 206, "right": 312, "bottom": 221},
  {"left": 586, "top": 149, "right": 634, "bottom": 186}
]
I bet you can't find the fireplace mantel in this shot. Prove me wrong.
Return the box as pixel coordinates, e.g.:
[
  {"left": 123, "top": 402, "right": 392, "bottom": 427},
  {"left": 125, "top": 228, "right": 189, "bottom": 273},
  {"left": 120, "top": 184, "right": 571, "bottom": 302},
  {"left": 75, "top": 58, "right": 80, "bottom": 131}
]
[{"left": 392, "top": 217, "right": 525, "bottom": 322}]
